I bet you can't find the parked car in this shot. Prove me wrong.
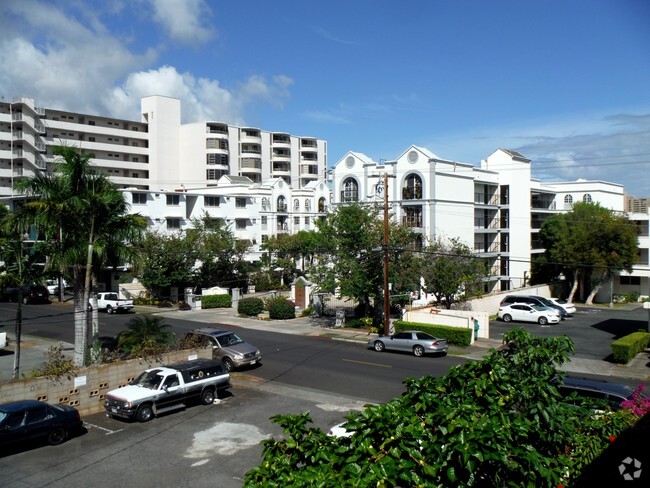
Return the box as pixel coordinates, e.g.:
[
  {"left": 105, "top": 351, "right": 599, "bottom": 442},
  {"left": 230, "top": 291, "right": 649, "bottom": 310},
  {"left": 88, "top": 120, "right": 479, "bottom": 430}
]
[
  {"left": 547, "top": 298, "right": 576, "bottom": 316},
  {"left": 367, "top": 330, "right": 448, "bottom": 357},
  {"left": 45, "top": 279, "right": 68, "bottom": 295},
  {"left": 2, "top": 285, "right": 51, "bottom": 304},
  {"left": 499, "top": 295, "right": 565, "bottom": 319},
  {"left": 497, "top": 303, "right": 561, "bottom": 325},
  {"left": 184, "top": 328, "right": 262, "bottom": 372},
  {"left": 0, "top": 400, "right": 83, "bottom": 448},
  {"left": 559, "top": 376, "right": 646, "bottom": 411}
]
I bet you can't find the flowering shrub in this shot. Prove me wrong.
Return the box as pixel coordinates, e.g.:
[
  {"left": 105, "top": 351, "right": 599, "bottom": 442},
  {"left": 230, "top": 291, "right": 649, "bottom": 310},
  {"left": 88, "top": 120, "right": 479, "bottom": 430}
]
[{"left": 621, "top": 384, "right": 650, "bottom": 416}]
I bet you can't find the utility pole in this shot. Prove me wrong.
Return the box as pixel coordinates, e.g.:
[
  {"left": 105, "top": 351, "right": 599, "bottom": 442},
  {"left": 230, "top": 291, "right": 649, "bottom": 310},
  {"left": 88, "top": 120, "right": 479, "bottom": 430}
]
[{"left": 383, "top": 172, "right": 391, "bottom": 336}]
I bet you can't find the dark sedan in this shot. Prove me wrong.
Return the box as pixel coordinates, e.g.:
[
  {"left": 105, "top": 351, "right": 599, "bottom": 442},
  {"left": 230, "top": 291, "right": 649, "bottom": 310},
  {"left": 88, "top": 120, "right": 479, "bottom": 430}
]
[
  {"left": 0, "top": 400, "right": 83, "bottom": 448},
  {"left": 368, "top": 330, "right": 448, "bottom": 357}
]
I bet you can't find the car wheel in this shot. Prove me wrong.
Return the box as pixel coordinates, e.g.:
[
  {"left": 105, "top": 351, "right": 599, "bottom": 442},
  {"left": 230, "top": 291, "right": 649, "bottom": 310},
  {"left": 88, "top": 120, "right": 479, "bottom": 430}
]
[
  {"left": 48, "top": 427, "right": 68, "bottom": 446},
  {"left": 502, "top": 314, "right": 512, "bottom": 323},
  {"left": 106, "top": 305, "right": 114, "bottom": 314},
  {"left": 538, "top": 316, "right": 548, "bottom": 325},
  {"left": 136, "top": 404, "right": 154, "bottom": 422},
  {"left": 413, "top": 345, "right": 425, "bottom": 357},
  {"left": 200, "top": 388, "right": 216, "bottom": 405},
  {"left": 222, "top": 357, "right": 234, "bottom": 372},
  {"left": 373, "top": 341, "right": 385, "bottom": 352}
]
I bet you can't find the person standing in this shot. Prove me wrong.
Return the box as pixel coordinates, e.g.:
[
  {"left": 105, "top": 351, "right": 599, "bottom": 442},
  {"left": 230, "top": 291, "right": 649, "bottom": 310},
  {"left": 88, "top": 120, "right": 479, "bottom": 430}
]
[{"left": 472, "top": 316, "right": 480, "bottom": 341}]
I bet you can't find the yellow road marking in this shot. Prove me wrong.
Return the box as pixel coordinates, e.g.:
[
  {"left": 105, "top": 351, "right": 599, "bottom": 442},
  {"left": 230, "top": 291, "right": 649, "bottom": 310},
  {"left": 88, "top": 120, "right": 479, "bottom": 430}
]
[{"left": 342, "top": 358, "right": 392, "bottom": 368}]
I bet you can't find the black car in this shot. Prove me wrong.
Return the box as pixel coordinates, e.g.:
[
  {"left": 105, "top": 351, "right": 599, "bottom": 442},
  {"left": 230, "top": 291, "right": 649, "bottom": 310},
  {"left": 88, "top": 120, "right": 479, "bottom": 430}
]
[
  {"left": 559, "top": 376, "right": 644, "bottom": 411},
  {"left": 0, "top": 400, "right": 83, "bottom": 447},
  {"left": 2, "top": 285, "right": 51, "bottom": 304},
  {"left": 499, "top": 294, "right": 567, "bottom": 319}
]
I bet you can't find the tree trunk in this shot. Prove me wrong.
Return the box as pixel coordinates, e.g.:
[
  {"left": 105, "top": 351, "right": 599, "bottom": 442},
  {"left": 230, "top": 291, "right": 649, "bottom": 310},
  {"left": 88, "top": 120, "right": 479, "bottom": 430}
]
[
  {"left": 12, "top": 290, "right": 23, "bottom": 380},
  {"left": 567, "top": 275, "right": 579, "bottom": 303},
  {"left": 586, "top": 273, "right": 608, "bottom": 305}
]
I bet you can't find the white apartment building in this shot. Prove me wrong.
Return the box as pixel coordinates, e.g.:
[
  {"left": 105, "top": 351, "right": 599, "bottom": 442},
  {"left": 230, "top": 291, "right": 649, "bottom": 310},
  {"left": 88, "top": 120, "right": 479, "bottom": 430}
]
[
  {"left": 120, "top": 176, "right": 330, "bottom": 260},
  {"left": 0, "top": 95, "right": 329, "bottom": 260},
  {"left": 0, "top": 95, "right": 327, "bottom": 194},
  {"left": 330, "top": 145, "right": 647, "bottom": 299}
]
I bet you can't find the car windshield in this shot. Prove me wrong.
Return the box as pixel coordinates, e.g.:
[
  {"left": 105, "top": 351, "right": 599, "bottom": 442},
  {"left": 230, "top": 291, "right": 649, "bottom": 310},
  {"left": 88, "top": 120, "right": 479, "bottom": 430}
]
[
  {"left": 132, "top": 370, "right": 164, "bottom": 389},
  {"left": 531, "top": 305, "right": 547, "bottom": 312},
  {"left": 217, "top": 333, "right": 244, "bottom": 347}
]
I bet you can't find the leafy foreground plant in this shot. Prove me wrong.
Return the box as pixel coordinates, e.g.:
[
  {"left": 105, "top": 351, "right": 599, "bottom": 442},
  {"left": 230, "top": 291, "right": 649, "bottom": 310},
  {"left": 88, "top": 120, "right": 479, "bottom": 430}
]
[{"left": 244, "top": 329, "right": 640, "bottom": 487}]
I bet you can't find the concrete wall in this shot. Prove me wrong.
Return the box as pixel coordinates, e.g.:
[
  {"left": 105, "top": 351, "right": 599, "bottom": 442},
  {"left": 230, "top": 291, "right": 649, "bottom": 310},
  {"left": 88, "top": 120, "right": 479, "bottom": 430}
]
[
  {"left": 402, "top": 307, "right": 490, "bottom": 344},
  {"left": 0, "top": 348, "right": 212, "bottom": 417}
]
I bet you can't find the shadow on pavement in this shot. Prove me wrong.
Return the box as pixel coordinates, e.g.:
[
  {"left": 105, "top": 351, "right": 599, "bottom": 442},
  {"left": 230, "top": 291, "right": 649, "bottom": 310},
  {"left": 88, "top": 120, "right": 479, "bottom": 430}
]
[{"left": 591, "top": 318, "right": 648, "bottom": 339}]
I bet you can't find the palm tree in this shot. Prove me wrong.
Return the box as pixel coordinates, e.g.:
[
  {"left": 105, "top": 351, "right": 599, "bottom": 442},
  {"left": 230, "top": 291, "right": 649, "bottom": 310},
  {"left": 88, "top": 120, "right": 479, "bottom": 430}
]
[
  {"left": 0, "top": 207, "right": 50, "bottom": 379},
  {"left": 117, "top": 316, "right": 175, "bottom": 354},
  {"left": 13, "top": 146, "right": 147, "bottom": 366}
]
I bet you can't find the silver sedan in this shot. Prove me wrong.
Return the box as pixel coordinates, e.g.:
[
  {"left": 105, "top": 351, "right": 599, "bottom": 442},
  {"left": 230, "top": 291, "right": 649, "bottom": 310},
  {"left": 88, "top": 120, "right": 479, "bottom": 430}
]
[{"left": 368, "top": 330, "right": 448, "bottom": 357}]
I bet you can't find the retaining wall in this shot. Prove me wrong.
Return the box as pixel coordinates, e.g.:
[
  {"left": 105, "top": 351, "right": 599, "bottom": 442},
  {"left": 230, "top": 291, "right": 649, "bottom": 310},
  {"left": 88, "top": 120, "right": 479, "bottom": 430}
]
[{"left": 0, "top": 348, "right": 212, "bottom": 417}]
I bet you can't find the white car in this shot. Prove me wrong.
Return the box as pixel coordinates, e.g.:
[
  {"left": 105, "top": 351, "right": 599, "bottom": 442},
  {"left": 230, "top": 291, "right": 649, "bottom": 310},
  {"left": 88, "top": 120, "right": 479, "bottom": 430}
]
[
  {"left": 547, "top": 298, "right": 576, "bottom": 316},
  {"left": 498, "top": 303, "right": 561, "bottom": 325}
]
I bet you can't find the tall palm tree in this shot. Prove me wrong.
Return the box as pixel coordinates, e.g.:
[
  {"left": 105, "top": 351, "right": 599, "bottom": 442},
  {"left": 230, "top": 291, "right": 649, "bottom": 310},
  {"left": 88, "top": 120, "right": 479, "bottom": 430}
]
[
  {"left": 13, "top": 146, "right": 147, "bottom": 366},
  {"left": 0, "top": 206, "right": 50, "bottom": 379}
]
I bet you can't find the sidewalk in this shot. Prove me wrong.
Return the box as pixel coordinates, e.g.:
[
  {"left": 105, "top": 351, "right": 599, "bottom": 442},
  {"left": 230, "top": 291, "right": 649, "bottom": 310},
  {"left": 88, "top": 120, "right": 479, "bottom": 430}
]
[{"left": 1, "top": 306, "right": 649, "bottom": 383}]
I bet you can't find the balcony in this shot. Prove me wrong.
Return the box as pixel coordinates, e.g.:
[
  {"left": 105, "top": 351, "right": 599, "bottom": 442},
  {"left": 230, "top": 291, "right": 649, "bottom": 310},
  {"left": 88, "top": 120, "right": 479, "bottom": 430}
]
[
  {"left": 474, "top": 241, "right": 501, "bottom": 253},
  {"left": 340, "top": 190, "right": 359, "bottom": 202},
  {"left": 402, "top": 186, "right": 422, "bottom": 200},
  {"left": 277, "top": 203, "right": 288, "bottom": 213},
  {"left": 402, "top": 215, "right": 423, "bottom": 227},
  {"left": 474, "top": 192, "right": 500, "bottom": 206}
]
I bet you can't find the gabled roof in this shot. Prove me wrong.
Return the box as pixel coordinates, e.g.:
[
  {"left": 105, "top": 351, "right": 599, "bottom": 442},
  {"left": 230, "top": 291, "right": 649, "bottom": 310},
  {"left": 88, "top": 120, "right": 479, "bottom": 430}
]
[
  {"left": 500, "top": 149, "right": 530, "bottom": 162},
  {"left": 397, "top": 145, "right": 442, "bottom": 161},
  {"left": 217, "top": 175, "right": 254, "bottom": 185}
]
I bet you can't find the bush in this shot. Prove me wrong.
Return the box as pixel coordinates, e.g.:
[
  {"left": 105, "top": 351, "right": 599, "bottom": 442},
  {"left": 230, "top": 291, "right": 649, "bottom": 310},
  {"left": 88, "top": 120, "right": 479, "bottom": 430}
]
[
  {"left": 201, "top": 293, "right": 232, "bottom": 309},
  {"left": 238, "top": 297, "right": 265, "bottom": 316},
  {"left": 393, "top": 320, "right": 473, "bottom": 346},
  {"left": 344, "top": 317, "right": 373, "bottom": 329},
  {"left": 267, "top": 296, "right": 296, "bottom": 320},
  {"left": 300, "top": 305, "right": 314, "bottom": 317},
  {"left": 611, "top": 331, "right": 650, "bottom": 363}
]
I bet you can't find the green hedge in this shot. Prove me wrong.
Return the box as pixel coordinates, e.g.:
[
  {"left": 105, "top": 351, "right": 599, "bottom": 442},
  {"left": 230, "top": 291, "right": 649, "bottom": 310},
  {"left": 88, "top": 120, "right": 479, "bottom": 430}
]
[
  {"left": 201, "top": 294, "right": 232, "bottom": 309},
  {"left": 267, "top": 296, "right": 296, "bottom": 320},
  {"left": 238, "top": 297, "right": 265, "bottom": 316},
  {"left": 394, "top": 320, "right": 473, "bottom": 346},
  {"left": 611, "top": 331, "right": 650, "bottom": 364}
]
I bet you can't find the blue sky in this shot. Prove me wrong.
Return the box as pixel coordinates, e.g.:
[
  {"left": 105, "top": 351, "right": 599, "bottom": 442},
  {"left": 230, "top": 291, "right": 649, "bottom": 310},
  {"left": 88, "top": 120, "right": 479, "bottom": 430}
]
[{"left": 1, "top": 0, "right": 649, "bottom": 196}]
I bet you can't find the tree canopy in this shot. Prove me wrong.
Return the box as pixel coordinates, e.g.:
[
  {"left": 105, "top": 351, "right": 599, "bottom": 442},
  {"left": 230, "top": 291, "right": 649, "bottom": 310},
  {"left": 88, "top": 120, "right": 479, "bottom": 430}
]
[
  {"left": 539, "top": 202, "right": 638, "bottom": 303},
  {"left": 418, "top": 236, "right": 486, "bottom": 309},
  {"left": 244, "top": 329, "right": 640, "bottom": 487}
]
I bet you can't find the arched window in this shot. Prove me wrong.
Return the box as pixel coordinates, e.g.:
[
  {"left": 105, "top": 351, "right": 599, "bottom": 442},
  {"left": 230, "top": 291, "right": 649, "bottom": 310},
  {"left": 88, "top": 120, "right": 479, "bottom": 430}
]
[
  {"left": 277, "top": 196, "right": 287, "bottom": 212},
  {"left": 305, "top": 199, "right": 311, "bottom": 211},
  {"left": 402, "top": 174, "right": 422, "bottom": 200},
  {"left": 294, "top": 198, "right": 300, "bottom": 211},
  {"left": 318, "top": 197, "right": 326, "bottom": 212},
  {"left": 583, "top": 194, "right": 592, "bottom": 203},
  {"left": 341, "top": 178, "right": 359, "bottom": 202},
  {"left": 564, "top": 195, "right": 573, "bottom": 204}
]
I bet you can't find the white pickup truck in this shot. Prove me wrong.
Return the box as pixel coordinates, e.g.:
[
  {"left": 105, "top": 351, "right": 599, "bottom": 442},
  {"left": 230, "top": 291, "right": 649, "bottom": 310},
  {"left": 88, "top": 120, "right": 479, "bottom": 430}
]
[
  {"left": 90, "top": 292, "right": 134, "bottom": 314},
  {"left": 104, "top": 359, "right": 231, "bottom": 422}
]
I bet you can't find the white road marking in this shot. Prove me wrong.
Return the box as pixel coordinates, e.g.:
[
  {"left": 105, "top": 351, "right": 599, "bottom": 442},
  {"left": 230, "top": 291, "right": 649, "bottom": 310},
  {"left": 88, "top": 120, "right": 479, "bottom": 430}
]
[{"left": 83, "top": 422, "right": 124, "bottom": 435}]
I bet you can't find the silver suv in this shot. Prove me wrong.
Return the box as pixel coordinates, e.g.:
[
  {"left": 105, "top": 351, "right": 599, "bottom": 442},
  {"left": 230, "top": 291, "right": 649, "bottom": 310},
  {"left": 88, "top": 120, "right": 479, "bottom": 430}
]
[{"left": 185, "top": 328, "right": 262, "bottom": 372}]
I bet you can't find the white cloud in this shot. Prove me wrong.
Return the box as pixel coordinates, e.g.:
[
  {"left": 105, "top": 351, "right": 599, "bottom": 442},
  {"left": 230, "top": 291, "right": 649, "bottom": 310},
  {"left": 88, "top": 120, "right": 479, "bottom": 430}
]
[
  {"left": 108, "top": 66, "right": 293, "bottom": 125},
  {"left": 148, "top": 0, "right": 215, "bottom": 44}
]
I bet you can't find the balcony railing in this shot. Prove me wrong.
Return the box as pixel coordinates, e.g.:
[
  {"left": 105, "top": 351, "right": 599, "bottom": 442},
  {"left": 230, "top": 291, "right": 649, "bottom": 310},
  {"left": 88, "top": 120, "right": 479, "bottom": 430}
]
[
  {"left": 474, "top": 241, "right": 501, "bottom": 253},
  {"left": 402, "top": 187, "right": 422, "bottom": 200},
  {"left": 402, "top": 215, "right": 423, "bottom": 227},
  {"left": 474, "top": 192, "right": 500, "bottom": 205},
  {"left": 341, "top": 190, "right": 359, "bottom": 202}
]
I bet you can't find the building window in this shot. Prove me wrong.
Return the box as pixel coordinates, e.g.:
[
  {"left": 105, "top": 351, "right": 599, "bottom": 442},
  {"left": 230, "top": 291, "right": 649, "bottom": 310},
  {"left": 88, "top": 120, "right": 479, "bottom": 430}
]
[
  {"left": 341, "top": 178, "right": 359, "bottom": 202},
  {"left": 294, "top": 216, "right": 300, "bottom": 225},
  {"left": 305, "top": 217, "right": 310, "bottom": 225},
  {"left": 318, "top": 197, "right": 326, "bottom": 212},
  {"left": 277, "top": 196, "right": 287, "bottom": 212},
  {"left": 620, "top": 276, "right": 641, "bottom": 285},
  {"left": 261, "top": 197, "right": 270, "bottom": 210},
  {"left": 132, "top": 193, "right": 147, "bottom": 205},
  {"left": 402, "top": 174, "right": 423, "bottom": 200},
  {"left": 205, "top": 196, "right": 220, "bottom": 207},
  {"left": 564, "top": 195, "right": 573, "bottom": 204},
  {"left": 236, "top": 197, "right": 246, "bottom": 208},
  {"left": 166, "top": 194, "right": 180, "bottom": 206},
  {"left": 294, "top": 199, "right": 300, "bottom": 211},
  {"left": 305, "top": 199, "right": 311, "bottom": 211},
  {"left": 261, "top": 235, "right": 268, "bottom": 244},
  {"left": 236, "top": 219, "right": 247, "bottom": 230},
  {"left": 88, "top": 137, "right": 95, "bottom": 142},
  {"left": 261, "top": 216, "right": 267, "bottom": 226},
  {"left": 583, "top": 194, "right": 592, "bottom": 203},
  {"left": 166, "top": 218, "right": 181, "bottom": 230}
]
